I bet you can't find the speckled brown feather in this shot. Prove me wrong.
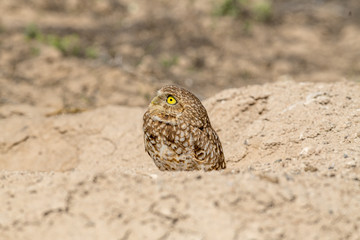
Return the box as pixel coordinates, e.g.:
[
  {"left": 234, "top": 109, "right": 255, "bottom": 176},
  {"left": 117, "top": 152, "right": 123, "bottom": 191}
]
[{"left": 143, "top": 85, "right": 226, "bottom": 171}]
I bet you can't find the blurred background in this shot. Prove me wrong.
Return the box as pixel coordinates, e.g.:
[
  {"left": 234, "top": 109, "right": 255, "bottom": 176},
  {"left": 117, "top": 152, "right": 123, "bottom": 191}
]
[{"left": 0, "top": 0, "right": 359, "bottom": 110}]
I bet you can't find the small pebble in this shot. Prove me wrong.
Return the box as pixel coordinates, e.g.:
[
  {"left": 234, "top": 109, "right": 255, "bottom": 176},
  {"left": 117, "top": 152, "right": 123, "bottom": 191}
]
[
  {"left": 284, "top": 173, "right": 294, "bottom": 181},
  {"left": 304, "top": 165, "right": 318, "bottom": 172},
  {"left": 148, "top": 174, "right": 158, "bottom": 179},
  {"left": 345, "top": 161, "right": 356, "bottom": 168}
]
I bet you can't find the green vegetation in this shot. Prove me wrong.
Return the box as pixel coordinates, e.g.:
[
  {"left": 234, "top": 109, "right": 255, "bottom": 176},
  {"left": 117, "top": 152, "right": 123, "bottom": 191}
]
[
  {"left": 25, "top": 23, "right": 40, "bottom": 39},
  {"left": 25, "top": 24, "right": 98, "bottom": 58},
  {"left": 0, "top": 24, "right": 5, "bottom": 34},
  {"left": 30, "top": 47, "right": 40, "bottom": 56},
  {"left": 214, "top": 0, "right": 241, "bottom": 17},
  {"left": 161, "top": 56, "right": 179, "bottom": 69},
  {"left": 84, "top": 47, "right": 98, "bottom": 59},
  {"left": 253, "top": 1, "right": 272, "bottom": 22},
  {"left": 213, "top": 0, "right": 273, "bottom": 23},
  {"left": 144, "top": 92, "right": 151, "bottom": 102}
]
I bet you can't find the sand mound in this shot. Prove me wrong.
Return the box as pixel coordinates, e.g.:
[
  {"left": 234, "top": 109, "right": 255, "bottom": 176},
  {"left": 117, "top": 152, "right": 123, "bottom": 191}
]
[{"left": 0, "top": 81, "right": 359, "bottom": 239}]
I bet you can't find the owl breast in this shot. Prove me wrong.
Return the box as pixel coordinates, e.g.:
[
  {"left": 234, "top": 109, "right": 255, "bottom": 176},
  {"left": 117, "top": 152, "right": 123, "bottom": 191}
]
[
  {"left": 143, "top": 112, "right": 197, "bottom": 170},
  {"left": 143, "top": 110, "right": 225, "bottom": 171}
]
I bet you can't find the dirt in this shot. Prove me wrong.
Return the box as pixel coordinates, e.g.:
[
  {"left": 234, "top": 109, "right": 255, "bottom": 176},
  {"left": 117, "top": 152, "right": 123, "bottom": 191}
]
[{"left": 0, "top": 0, "right": 360, "bottom": 240}]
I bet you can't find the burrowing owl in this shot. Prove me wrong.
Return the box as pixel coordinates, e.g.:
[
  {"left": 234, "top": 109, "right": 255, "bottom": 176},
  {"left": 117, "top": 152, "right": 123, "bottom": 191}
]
[{"left": 143, "top": 85, "right": 226, "bottom": 171}]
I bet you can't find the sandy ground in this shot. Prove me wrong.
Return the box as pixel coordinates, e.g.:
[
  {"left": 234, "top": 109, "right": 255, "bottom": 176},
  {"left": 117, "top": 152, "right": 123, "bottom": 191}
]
[
  {"left": 1, "top": 81, "right": 360, "bottom": 240},
  {"left": 1, "top": 0, "right": 360, "bottom": 239}
]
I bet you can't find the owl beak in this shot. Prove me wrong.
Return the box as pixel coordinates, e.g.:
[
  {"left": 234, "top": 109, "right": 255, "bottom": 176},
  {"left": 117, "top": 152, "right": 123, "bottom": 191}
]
[{"left": 150, "top": 96, "right": 160, "bottom": 106}]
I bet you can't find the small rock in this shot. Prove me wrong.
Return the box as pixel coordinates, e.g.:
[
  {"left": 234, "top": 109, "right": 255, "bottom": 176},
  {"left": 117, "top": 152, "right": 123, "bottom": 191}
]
[
  {"left": 329, "top": 173, "right": 336, "bottom": 178},
  {"left": 343, "top": 153, "right": 349, "bottom": 158},
  {"left": 345, "top": 161, "right": 356, "bottom": 168},
  {"left": 300, "top": 147, "right": 313, "bottom": 157},
  {"left": 284, "top": 173, "right": 294, "bottom": 181},
  {"left": 258, "top": 174, "right": 279, "bottom": 184},
  {"left": 304, "top": 165, "right": 318, "bottom": 172},
  {"left": 148, "top": 173, "right": 158, "bottom": 179},
  {"left": 316, "top": 96, "right": 330, "bottom": 105}
]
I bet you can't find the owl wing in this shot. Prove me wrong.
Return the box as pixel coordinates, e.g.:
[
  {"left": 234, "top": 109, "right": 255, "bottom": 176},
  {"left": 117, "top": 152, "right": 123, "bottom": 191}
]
[{"left": 192, "top": 126, "right": 226, "bottom": 170}]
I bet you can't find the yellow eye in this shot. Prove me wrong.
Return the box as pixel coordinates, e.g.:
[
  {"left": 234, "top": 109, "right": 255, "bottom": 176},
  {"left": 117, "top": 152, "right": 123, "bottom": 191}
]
[{"left": 166, "top": 95, "right": 177, "bottom": 105}]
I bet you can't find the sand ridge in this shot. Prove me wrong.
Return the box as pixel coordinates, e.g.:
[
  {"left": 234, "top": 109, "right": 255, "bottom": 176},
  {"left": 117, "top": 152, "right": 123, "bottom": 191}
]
[{"left": 1, "top": 81, "right": 359, "bottom": 240}]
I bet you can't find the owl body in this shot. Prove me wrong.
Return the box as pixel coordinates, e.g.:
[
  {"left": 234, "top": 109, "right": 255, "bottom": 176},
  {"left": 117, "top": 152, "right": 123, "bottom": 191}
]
[{"left": 143, "top": 85, "right": 226, "bottom": 171}]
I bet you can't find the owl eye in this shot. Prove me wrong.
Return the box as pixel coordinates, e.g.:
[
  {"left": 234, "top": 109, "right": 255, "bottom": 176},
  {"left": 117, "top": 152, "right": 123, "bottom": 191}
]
[{"left": 166, "top": 95, "right": 177, "bottom": 105}]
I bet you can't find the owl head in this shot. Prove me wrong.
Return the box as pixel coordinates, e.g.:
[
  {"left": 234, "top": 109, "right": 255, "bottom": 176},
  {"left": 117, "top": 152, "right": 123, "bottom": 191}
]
[{"left": 148, "top": 85, "right": 208, "bottom": 126}]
